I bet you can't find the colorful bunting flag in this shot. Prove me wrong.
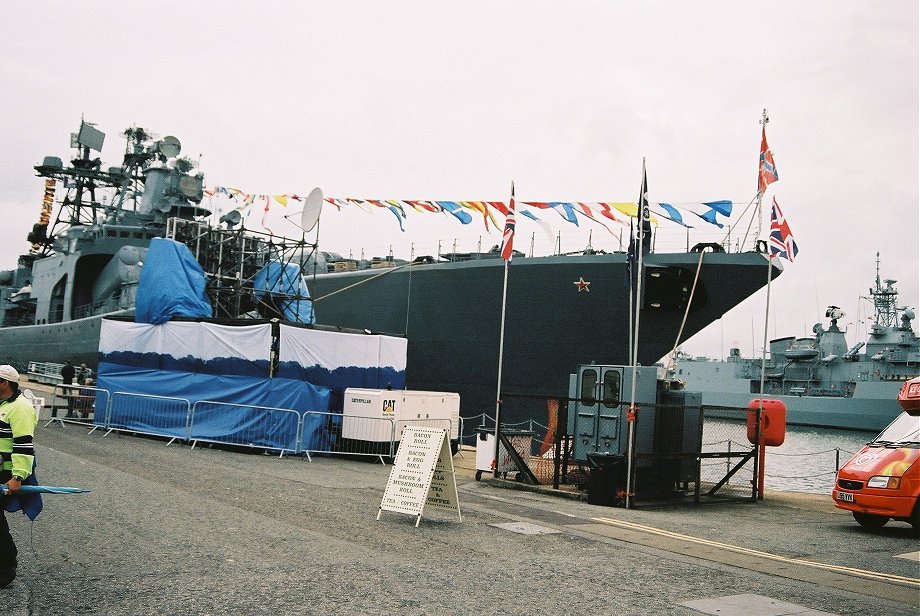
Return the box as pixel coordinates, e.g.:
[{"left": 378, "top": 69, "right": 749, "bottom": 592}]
[{"left": 204, "top": 184, "right": 733, "bottom": 235}]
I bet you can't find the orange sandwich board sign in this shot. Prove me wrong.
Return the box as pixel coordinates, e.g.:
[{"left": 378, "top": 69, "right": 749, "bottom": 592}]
[{"left": 377, "top": 426, "right": 462, "bottom": 527}]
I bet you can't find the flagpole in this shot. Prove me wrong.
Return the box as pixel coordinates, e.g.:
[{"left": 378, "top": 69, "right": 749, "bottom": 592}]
[
  {"left": 756, "top": 108, "right": 770, "bottom": 240},
  {"left": 493, "top": 259, "right": 510, "bottom": 478},
  {"left": 494, "top": 182, "right": 515, "bottom": 478},
  {"left": 625, "top": 158, "right": 647, "bottom": 509},
  {"left": 754, "top": 110, "right": 771, "bottom": 397},
  {"left": 627, "top": 216, "right": 635, "bottom": 366},
  {"left": 758, "top": 255, "right": 774, "bottom": 398}
]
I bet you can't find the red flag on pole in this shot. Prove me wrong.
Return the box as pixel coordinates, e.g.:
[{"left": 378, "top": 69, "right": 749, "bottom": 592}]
[
  {"left": 500, "top": 182, "right": 516, "bottom": 261},
  {"left": 757, "top": 126, "right": 780, "bottom": 197}
]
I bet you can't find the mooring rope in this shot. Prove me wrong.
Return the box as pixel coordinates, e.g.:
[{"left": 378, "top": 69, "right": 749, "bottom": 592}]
[
  {"left": 668, "top": 248, "right": 706, "bottom": 359},
  {"left": 311, "top": 260, "right": 422, "bottom": 303}
]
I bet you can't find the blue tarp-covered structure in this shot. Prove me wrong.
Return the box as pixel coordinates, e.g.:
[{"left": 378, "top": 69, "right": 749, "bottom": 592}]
[
  {"left": 252, "top": 261, "right": 315, "bottom": 324},
  {"left": 97, "top": 319, "right": 407, "bottom": 449},
  {"left": 98, "top": 321, "right": 329, "bottom": 450},
  {"left": 135, "top": 238, "right": 212, "bottom": 324}
]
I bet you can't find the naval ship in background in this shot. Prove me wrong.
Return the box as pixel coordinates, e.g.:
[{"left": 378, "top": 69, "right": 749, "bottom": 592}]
[
  {"left": 673, "top": 257, "right": 918, "bottom": 432},
  {"left": 0, "top": 120, "right": 781, "bottom": 417}
]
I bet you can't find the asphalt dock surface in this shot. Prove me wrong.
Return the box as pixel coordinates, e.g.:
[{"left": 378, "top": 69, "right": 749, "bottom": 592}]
[{"left": 3, "top": 398, "right": 918, "bottom": 614}]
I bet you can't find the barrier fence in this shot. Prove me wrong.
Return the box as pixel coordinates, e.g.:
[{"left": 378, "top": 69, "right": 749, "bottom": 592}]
[
  {"left": 38, "top": 386, "right": 859, "bottom": 495},
  {"left": 458, "top": 401, "right": 856, "bottom": 500},
  {"left": 191, "top": 401, "right": 302, "bottom": 457},
  {"left": 43, "top": 385, "right": 110, "bottom": 430},
  {"left": 41, "top": 387, "right": 459, "bottom": 461}
]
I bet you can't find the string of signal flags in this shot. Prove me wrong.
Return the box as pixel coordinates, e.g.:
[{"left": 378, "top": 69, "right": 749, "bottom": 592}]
[{"left": 202, "top": 185, "right": 735, "bottom": 235}]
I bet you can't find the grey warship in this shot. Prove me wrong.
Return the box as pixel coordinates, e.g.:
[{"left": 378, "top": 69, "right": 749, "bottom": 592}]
[
  {"left": 673, "top": 255, "right": 918, "bottom": 432},
  {"left": 0, "top": 120, "right": 782, "bottom": 417}
]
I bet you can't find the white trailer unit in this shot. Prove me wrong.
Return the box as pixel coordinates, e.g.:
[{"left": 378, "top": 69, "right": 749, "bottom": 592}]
[{"left": 342, "top": 388, "right": 460, "bottom": 448}]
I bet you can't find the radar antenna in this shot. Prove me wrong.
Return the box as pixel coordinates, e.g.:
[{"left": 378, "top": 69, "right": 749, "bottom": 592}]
[{"left": 869, "top": 252, "right": 898, "bottom": 329}]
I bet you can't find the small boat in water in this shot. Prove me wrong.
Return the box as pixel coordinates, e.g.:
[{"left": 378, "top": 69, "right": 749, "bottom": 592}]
[{"left": 673, "top": 255, "right": 919, "bottom": 432}]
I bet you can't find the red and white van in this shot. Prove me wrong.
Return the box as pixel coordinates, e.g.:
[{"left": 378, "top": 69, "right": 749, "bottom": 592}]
[{"left": 832, "top": 376, "right": 920, "bottom": 532}]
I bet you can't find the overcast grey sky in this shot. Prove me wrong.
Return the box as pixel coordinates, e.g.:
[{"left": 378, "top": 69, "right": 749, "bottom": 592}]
[{"left": 0, "top": 1, "right": 917, "bottom": 359}]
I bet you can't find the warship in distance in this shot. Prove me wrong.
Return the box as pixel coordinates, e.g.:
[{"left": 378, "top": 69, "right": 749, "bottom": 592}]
[
  {"left": 0, "top": 120, "right": 781, "bottom": 417},
  {"left": 673, "top": 256, "right": 919, "bottom": 432}
]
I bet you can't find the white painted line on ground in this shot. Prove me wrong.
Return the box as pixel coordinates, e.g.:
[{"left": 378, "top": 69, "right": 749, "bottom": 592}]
[{"left": 592, "top": 516, "right": 920, "bottom": 587}]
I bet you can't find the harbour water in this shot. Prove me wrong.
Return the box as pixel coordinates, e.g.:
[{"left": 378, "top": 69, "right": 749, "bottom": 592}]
[{"left": 703, "top": 419, "right": 878, "bottom": 495}]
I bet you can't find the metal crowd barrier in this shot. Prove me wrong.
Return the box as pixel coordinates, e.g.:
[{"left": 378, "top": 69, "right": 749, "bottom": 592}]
[
  {"left": 43, "top": 385, "right": 111, "bottom": 430},
  {"left": 41, "top": 388, "right": 464, "bottom": 463},
  {"left": 106, "top": 392, "right": 192, "bottom": 445},
  {"left": 302, "top": 410, "right": 396, "bottom": 464},
  {"left": 190, "top": 400, "right": 303, "bottom": 458}
]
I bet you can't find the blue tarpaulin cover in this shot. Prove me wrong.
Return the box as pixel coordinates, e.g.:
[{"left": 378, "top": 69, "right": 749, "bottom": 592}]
[
  {"left": 252, "top": 261, "right": 315, "bottom": 323},
  {"left": 136, "top": 238, "right": 212, "bottom": 324}
]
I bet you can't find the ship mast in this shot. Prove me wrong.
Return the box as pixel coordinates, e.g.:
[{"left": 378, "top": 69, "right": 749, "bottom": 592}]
[{"left": 869, "top": 252, "right": 898, "bottom": 329}]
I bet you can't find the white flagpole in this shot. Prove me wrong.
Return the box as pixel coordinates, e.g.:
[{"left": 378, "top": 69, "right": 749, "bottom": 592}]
[
  {"left": 493, "top": 260, "right": 510, "bottom": 477},
  {"left": 493, "top": 182, "right": 515, "bottom": 477},
  {"left": 755, "top": 111, "right": 771, "bottom": 397},
  {"left": 625, "top": 158, "right": 647, "bottom": 509},
  {"left": 758, "top": 254, "right": 774, "bottom": 398}
]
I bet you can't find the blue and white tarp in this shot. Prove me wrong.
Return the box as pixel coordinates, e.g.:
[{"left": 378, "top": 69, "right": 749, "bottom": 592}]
[
  {"left": 97, "top": 319, "right": 407, "bottom": 446},
  {"left": 100, "top": 320, "right": 272, "bottom": 377},
  {"left": 98, "top": 320, "right": 329, "bottom": 449},
  {"left": 135, "top": 238, "right": 212, "bottom": 324},
  {"left": 277, "top": 324, "right": 407, "bottom": 410}
]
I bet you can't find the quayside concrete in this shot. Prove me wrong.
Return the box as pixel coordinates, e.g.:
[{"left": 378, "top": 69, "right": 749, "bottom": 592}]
[{"left": 4, "top": 409, "right": 918, "bottom": 614}]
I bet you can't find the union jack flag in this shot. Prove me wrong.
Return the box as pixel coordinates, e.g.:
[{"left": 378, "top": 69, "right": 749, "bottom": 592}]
[
  {"left": 758, "top": 126, "right": 779, "bottom": 196},
  {"left": 501, "top": 182, "right": 516, "bottom": 261},
  {"left": 769, "top": 197, "right": 798, "bottom": 262}
]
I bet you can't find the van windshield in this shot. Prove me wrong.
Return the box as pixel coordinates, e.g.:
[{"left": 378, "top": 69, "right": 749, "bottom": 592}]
[{"left": 872, "top": 413, "right": 920, "bottom": 447}]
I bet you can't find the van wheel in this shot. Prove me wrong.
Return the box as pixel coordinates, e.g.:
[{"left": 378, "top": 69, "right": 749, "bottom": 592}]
[{"left": 853, "top": 512, "right": 889, "bottom": 528}]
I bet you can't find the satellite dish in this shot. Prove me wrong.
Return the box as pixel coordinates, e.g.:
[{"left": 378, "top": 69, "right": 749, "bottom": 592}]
[
  {"left": 158, "top": 136, "right": 182, "bottom": 158},
  {"left": 300, "top": 187, "right": 323, "bottom": 232},
  {"left": 219, "top": 210, "right": 242, "bottom": 228}
]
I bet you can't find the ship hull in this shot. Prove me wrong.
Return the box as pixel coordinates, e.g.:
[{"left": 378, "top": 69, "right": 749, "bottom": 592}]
[
  {"left": 0, "top": 314, "right": 109, "bottom": 371},
  {"left": 309, "top": 250, "right": 777, "bottom": 417}
]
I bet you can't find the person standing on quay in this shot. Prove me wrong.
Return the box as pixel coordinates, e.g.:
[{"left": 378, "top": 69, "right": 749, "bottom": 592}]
[
  {"left": 0, "top": 364, "right": 40, "bottom": 589},
  {"left": 76, "top": 363, "right": 90, "bottom": 386},
  {"left": 60, "top": 360, "right": 75, "bottom": 386},
  {"left": 60, "top": 360, "right": 76, "bottom": 417}
]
